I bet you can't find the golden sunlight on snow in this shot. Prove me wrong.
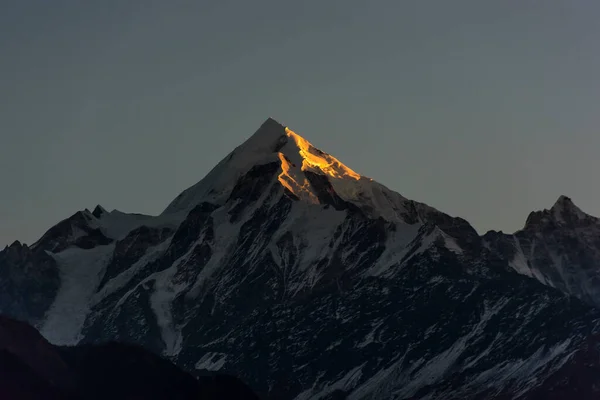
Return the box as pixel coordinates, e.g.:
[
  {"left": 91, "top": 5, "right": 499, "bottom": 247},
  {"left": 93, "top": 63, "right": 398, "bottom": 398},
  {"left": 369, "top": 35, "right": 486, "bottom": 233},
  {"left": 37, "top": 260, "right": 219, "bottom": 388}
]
[
  {"left": 277, "top": 152, "right": 318, "bottom": 201},
  {"left": 284, "top": 127, "right": 362, "bottom": 180}
]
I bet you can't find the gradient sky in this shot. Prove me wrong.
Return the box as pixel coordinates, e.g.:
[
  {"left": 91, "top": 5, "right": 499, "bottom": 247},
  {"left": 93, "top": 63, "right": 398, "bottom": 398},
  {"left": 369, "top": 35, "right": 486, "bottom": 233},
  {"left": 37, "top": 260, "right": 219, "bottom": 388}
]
[{"left": 2, "top": 0, "right": 600, "bottom": 247}]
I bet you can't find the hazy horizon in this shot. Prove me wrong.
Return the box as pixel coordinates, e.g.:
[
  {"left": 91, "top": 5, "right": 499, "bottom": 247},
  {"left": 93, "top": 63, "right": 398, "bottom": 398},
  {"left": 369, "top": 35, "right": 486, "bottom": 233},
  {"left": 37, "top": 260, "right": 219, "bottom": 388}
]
[{"left": 3, "top": 1, "right": 600, "bottom": 247}]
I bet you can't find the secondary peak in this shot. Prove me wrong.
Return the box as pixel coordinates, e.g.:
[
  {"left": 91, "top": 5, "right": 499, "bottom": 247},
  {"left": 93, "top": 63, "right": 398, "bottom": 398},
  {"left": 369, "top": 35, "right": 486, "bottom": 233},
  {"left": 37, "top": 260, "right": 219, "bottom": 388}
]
[{"left": 550, "top": 195, "right": 588, "bottom": 223}]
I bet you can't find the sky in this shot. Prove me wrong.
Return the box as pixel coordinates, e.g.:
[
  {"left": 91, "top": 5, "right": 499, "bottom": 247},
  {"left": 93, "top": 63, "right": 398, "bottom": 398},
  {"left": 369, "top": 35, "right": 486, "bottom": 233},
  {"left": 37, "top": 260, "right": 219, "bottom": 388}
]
[{"left": 2, "top": 0, "right": 600, "bottom": 247}]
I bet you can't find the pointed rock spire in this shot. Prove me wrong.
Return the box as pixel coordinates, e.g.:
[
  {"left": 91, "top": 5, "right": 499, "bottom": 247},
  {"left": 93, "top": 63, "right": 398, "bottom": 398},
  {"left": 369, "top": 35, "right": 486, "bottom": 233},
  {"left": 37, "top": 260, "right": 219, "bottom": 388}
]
[
  {"left": 550, "top": 195, "right": 588, "bottom": 224},
  {"left": 92, "top": 205, "right": 108, "bottom": 218}
]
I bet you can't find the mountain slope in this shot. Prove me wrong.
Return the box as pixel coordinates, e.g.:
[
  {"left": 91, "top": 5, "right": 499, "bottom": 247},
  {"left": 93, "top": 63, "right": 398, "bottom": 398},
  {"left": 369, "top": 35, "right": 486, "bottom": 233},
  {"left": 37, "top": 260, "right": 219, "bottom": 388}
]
[
  {"left": 484, "top": 195, "right": 600, "bottom": 308},
  {"left": 162, "top": 118, "right": 442, "bottom": 224},
  {"left": 3, "top": 118, "right": 600, "bottom": 399}
]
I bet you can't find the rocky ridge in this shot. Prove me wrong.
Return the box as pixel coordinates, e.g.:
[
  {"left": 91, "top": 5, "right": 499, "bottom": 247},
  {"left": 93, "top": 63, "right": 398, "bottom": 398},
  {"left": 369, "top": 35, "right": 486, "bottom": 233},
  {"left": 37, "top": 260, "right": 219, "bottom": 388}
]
[{"left": 3, "top": 118, "right": 600, "bottom": 399}]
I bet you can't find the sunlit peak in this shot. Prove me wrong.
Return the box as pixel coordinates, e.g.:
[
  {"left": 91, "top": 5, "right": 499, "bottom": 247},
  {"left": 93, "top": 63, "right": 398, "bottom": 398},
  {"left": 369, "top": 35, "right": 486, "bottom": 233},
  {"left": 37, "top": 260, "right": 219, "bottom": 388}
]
[{"left": 284, "top": 127, "right": 362, "bottom": 181}]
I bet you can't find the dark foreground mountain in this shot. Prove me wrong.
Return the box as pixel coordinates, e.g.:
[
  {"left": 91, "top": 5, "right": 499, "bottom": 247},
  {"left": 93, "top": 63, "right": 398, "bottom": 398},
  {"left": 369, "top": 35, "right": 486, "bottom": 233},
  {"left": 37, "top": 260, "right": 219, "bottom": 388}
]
[
  {"left": 0, "top": 315, "right": 258, "bottom": 399},
  {"left": 4, "top": 118, "right": 600, "bottom": 398}
]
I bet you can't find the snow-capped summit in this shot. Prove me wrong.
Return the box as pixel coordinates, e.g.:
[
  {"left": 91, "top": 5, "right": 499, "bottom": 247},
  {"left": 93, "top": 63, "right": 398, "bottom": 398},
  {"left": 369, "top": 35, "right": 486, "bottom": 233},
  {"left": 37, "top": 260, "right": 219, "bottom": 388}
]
[
  {"left": 6, "top": 118, "right": 600, "bottom": 399},
  {"left": 163, "top": 117, "right": 437, "bottom": 223},
  {"left": 161, "top": 116, "right": 369, "bottom": 212},
  {"left": 161, "top": 117, "right": 283, "bottom": 214}
]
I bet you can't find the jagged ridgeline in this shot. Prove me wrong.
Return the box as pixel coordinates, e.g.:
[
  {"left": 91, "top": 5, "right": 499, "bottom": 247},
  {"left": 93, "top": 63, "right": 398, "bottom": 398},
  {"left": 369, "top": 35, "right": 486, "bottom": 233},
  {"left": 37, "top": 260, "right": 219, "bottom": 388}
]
[{"left": 3, "top": 118, "right": 600, "bottom": 399}]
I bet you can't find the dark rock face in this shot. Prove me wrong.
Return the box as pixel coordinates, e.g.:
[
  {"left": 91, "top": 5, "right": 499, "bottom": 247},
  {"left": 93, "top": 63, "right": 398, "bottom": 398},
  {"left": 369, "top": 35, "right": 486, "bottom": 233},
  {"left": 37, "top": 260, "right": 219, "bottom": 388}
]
[
  {"left": 91, "top": 205, "right": 106, "bottom": 218},
  {"left": 483, "top": 196, "right": 600, "bottom": 309},
  {"left": 517, "top": 333, "right": 600, "bottom": 400},
  {"left": 82, "top": 202, "right": 220, "bottom": 355},
  {"left": 0, "top": 241, "right": 60, "bottom": 323},
  {"left": 228, "top": 162, "right": 281, "bottom": 222},
  {"left": 304, "top": 171, "right": 356, "bottom": 212},
  {"left": 14, "top": 179, "right": 600, "bottom": 399},
  {"left": 0, "top": 315, "right": 259, "bottom": 400},
  {"left": 99, "top": 225, "right": 172, "bottom": 290},
  {"left": 9, "top": 120, "right": 600, "bottom": 399},
  {"left": 74, "top": 176, "right": 600, "bottom": 399},
  {"left": 173, "top": 238, "right": 600, "bottom": 399},
  {"left": 32, "top": 210, "right": 112, "bottom": 253}
]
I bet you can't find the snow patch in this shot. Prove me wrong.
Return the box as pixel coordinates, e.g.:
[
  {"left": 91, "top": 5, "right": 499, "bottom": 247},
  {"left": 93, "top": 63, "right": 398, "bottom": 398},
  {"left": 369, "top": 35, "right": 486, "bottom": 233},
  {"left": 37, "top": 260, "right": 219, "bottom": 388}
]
[
  {"left": 97, "top": 210, "right": 182, "bottom": 240},
  {"left": 41, "top": 244, "right": 115, "bottom": 345},
  {"left": 441, "top": 232, "right": 463, "bottom": 255},
  {"left": 91, "top": 237, "right": 172, "bottom": 305},
  {"left": 509, "top": 237, "right": 534, "bottom": 278},
  {"left": 357, "top": 319, "right": 384, "bottom": 348},
  {"left": 364, "top": 223, "right": 421, "bottom": 277},
  {"left": 149, "top": 264, "right": 188, "bottom": 356},
  {"left": 195, "top": 352, "right": 228, "bottom": 371}
]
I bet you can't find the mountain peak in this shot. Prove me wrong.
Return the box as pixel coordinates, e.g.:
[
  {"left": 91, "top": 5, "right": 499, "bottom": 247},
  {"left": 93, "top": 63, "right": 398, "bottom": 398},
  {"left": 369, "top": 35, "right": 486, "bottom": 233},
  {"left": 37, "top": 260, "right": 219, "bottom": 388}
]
[
  {"left": 162, "top": 118, "right": 427, "bottom": 223},
  {"left": 525, "top": 195, "right": 591, "bottom": 230},
  {"left": 265, "top": 116, "right": 284, "bottom": 126},
  {"left": 275, "top": 125, "right": 365, "bottom": 203},
  {"left": 8, "top": 240, "right": 24, "bottom": 249},
  {"left": 92, "top": 205, "right": 108, "bottom": 218},
  {"left": 245, "top": 117, "right": 287, "bottom": 148},
  {"left": 163, "top": 118, "right": 373, "bottom": 215},
  {"left": 244, "top": 118, "right": 363, "bottom": 183},
  {"left": 550, "top": 195, "right": 588, "bottom": 223},
  {"left": 551, "top": 195, "right": 576, "bottom": 210}
]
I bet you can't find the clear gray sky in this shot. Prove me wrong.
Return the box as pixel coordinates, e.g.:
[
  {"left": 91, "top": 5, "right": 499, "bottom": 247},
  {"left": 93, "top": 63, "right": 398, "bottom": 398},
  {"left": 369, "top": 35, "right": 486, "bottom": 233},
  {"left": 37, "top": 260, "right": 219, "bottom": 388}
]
[{"left": 2, "top": 0, "right": 600, "bottom": 247}]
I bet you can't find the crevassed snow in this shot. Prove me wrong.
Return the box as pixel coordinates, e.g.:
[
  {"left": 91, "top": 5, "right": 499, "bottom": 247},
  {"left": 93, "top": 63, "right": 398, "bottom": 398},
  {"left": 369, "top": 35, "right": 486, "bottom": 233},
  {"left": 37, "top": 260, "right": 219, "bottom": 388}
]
[{"left": 41, "top": 244, "right": 115, "bottom": 345}]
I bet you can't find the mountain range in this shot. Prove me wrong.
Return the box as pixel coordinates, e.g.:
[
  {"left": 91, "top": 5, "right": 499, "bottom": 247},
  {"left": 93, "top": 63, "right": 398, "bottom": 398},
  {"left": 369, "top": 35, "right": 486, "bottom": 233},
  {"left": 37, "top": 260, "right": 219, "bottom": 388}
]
[{"left": 3, "top": 118, "right": 600, "bottom": 399}]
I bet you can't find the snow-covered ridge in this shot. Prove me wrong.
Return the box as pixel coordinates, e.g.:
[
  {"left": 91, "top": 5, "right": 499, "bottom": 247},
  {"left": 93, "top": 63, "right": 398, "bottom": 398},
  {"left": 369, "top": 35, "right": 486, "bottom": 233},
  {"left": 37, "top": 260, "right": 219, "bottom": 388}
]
[
  {"left": 160, "top": 117, "right": 370, "bottom": 214},
  {"left": 162, "top": 117, "right": 436, "bottom": 224},
  {"left": 6, "top": 116, "right": 600, "bottom": 400}
]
